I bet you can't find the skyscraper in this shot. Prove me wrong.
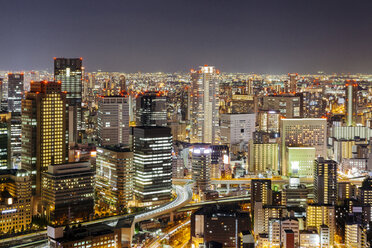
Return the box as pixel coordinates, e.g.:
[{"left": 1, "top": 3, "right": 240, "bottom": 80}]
[
  {"left": 0, "top": 116, "right": 8, "bottom": 169},
  {"left": 95, "top": 146, "right": 133, "bottom": 213},
  {"left": 220, "top": 113, "right": 256, "bottom": 147},
  {"left": 251, "top": 179, "right": 272, "bottom": 205},
  {"left": 314, "top": 157, "right": 337, "bottom": 205},
  {"left": 280, "top": 118, "right": 327, "bottom": 176},
  {"left": 345, "top": 81, "right": 358, "bottom": 126},
  {"left": 7, "top": 73, "right": 24, "bottom": 113},
  {"left": 135, "top": 91, "right": 167, "bottom": 127},
  {"left": 133, "top": 126, "right": 172, "bottom": 205},
  {"left": 97, "top": 95, "right": 130, "bottom": 146},
  {"left": 190, "top": 65, "right": 220, "bottom": 144},
  {"left": 288, "top": 73, "right": 298, "bottom": 93},
  {"left": 190, "top": 144, "right": 212, "bottom": 194},
  {"left": 21, "top": 81, "right": 67, "bottom": 196},
  {"left": 54, "top": 58, "right": 82, "bottom": 144}
]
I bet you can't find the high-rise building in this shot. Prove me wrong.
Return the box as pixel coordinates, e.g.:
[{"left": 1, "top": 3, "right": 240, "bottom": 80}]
[
  {"left": 54, "top": 58, "right": 82, "bottom": 144},
  {"left": 306, "top": 204, "right": 335, "bottom": 245},
  {"left": 0, "top": 169, "right": 32, "bottom": 233},
  {"left": 288, "top": 73, "right": 298, "bottom": 93},
  {"left": 190, "top": 144, "right": 212, "bottom": 194},
  {"left": 41, "top": 162, "right": 94, "bottom": 224},
  {"left": 251, "top": 179, "right": 272, "bottom": 205},
  {"left": 135, "top": 91, "right": 167, "bottom": 127},
  {"left": 249, "top": 141, "right": 279, "bottom": 173},
  {"left": 314, "top": 157, "right": 337, "bottom": 205},
  {"left": 345, "top": 81, "right": 358, "bottom": 126},
  {"left": 133, "top": 126, "right": 172, "bottom": 205},
  {"left": 0, "top": 116, "right": 8, "bottom": 169},
  {"left": 280, "top": 118, "right": 327, "bottom": 176},
  {"left": 9, "top": 113, "right": 22, "bottom": 168},
  {"left": 7, "top": 73, "right": 24, "bottom": 113},
  {"left": 220, "top": 113, "right": 256, "bottom": 147},
  {"left": 95, "top": 146, "right": 133, "bottom": 213},
  {"left": 190, "top": 65, "right": 220, "bottom": 144},
  {"left": 21, "top": 81, "right": 67, "bottom": 196},
  {"left": 97, "top": 95, "right": 130, "bottom": 146}
]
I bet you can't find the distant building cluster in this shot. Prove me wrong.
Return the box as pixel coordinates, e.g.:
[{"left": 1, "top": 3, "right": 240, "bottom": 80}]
[{"left": 2, "top": 61, "right": 372, "bottom": 247}]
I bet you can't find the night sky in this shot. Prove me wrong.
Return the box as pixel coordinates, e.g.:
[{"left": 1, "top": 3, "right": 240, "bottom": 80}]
[{"left": 2, "top": 0, "right": 372, "bottom": 73}]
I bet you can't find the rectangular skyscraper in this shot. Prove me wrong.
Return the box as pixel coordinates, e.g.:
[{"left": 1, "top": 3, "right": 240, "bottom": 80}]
[
  {"left": 54, "top": 58, "right": 82, "bottom": 144},
  {"left": 97, "top": 95, "right": 130, "bottom": 146},
  {"left": 345, "top": 81, "right": 358, "bottom": 126},
  {"left": 190, "top": 65, "right": 220, "bottom": 144},
  {"left": 21, "top": 81, "right": 68, "bottom": 196},
  {"left": 133, "top": 126, "right": 172, "bottom": 205},
  {"left": 7, "top": 73, "right": 24, "bottom": 113},
  {"left": 314, "top": 157, "right": 337, "bottom": 205},
  {"left": 136, "top": 91, "right": 167, "bottom": 127},
  {"left": 95, "top": 146, "right": 133, "bottom": 213}
]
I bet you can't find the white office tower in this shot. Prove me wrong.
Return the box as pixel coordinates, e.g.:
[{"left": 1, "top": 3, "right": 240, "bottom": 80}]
[
  {"left": 190, "top": 65, "right": 220, "bottom": 144},
  {"left": 191, "top": 144, "right": 212, "bottom": 194},
  {"left": 133, "top": 127, "right": 172, "bottom": 206},
  {"left": 97, "top": 95, "right": 130, "bottom": 146},
  {"left": 220, "top": 113, "right": 256, "bottom": 147}
]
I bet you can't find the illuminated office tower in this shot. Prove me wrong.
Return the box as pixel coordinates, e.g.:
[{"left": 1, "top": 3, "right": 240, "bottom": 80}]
[
  {"left": 97, "top": 95, "right": 129, "bottom": 146},
  {"left": 190, "top": 144, "right": 212, "bottom": 194},
  {"left": 0, "top": 115, "right": 8, "bottom": 169},
  {"left": 95, "top": 146, "right": 133, "bottom": 213},
  {"left": 136, "top": 91, "right": 167, "bottom": 127},
  {"left": 190, "top": 65, "right": 220, "bottom": 144},
  {"left": 21, "top": 81, "right": 67, "bottom": 196},
  {"left": 257, "top": 110, "right": 280, "bottom": 133},
  {"left": 262, "top": 94, "right": 303, "bottom": 118},
  {"left": 280, "top": 118, "right": 327, "bottom": 176},
  {"left": 249, "top": 141, "right": 279, "bottom": 173},
  {"left": 306, "top": 204, "right": 335, "bottom": 245},
  {"left": 41, "top": 162, "right": 94, "bottom": 224},
  {"left": 0, "top": 169, "right": 31, "bottom": 233},
  {"left": 7, "top": 73, "right": 24, "bottom": 113},
  {"left": 345, "top": 81, "right": 358, "bottom": 126},
  {"left": 251, "top": 179, "right": 272, "bottom": 205},
  {"left": 220, "top": 113, "right": 256, "bottom": 147},
  {"left": 10, "top": 113, "right": 22, "bottom": 168},
  {"left": 133, "top": 127, "right": 172, "bottom": 205},
  {"left": 247, "top": 78, "right": 254, "bottom": 95},
  {"left": 288, "top": 73, "right": 298, "bottom": 93},
  {"left": 54, "top": 58, "right": 82, "bottom": 144},
  {"left": 314, "top": 157, "right": 337, "bottom": 205}
]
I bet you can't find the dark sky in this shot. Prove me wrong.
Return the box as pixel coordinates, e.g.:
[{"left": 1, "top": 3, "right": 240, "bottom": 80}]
[{"left": 2, "top": 0, "right": 372, "bottom": 73}]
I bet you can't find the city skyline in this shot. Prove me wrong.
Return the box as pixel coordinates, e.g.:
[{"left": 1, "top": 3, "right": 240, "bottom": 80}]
[{"left": 2, "top": 0, "right": 372, "bottom": 73}]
